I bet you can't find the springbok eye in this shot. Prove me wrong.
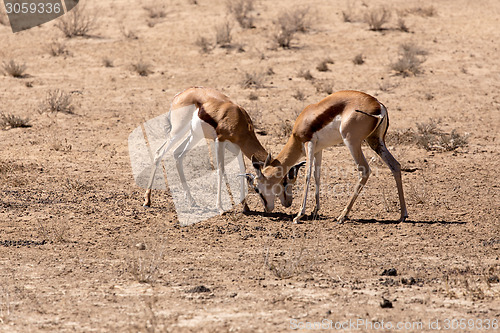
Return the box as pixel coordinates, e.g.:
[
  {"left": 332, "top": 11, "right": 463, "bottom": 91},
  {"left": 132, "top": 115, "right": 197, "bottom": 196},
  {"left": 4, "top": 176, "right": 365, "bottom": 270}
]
[{"left": 253, "top": 187, "right": 260, "bottom": 194}]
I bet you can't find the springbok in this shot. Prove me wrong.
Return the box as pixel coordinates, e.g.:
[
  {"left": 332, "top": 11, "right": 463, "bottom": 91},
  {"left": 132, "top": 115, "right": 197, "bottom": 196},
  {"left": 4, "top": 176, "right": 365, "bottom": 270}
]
[
  {"left": 143, "top": 86, "right": 304, "bottom": 214},
  {"left": 251, "top": 90, "right": 408, "bottom": 223}
]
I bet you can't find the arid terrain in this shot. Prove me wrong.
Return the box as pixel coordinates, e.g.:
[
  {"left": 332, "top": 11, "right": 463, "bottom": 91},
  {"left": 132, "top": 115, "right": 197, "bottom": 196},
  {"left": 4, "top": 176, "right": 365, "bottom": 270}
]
[{"left": 0, "top": 0, "right": 499, "bottom": 331}]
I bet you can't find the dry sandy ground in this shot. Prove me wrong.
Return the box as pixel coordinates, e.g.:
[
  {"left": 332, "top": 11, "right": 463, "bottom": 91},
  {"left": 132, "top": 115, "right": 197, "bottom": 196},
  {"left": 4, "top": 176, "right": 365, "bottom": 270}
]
[{"left": 0, "top": 0, "right": 499, "bottom": 331}]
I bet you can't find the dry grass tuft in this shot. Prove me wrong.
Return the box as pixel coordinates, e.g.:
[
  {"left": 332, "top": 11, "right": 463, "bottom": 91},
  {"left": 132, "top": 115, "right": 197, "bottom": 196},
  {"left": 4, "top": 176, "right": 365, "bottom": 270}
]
[
  {"left": 316, "top": 58, "right": 333, "bottom": 72},
  {"left": 48, "top": 40, "right": 70, "bottom": 56},
  {"left": 132, "top": 61, "right": 153, "bottom": 76},
  {"left": 2, "top": 60, "right": 27, "bottom": 78},
  {"left": 391, "top": 43, "right": 427, "bottom": 77},
  {"left": 0, "top": 113, "right": 31, "bottom": 129},
  {"left": 215, "top": 21, "right": 233, "bottom": 47},
  {"left": 292, "top": 89, "right": 306, "bottom": 101},
  {"left": 365, "top": 7, "right": 391, "bottom": 31},
  {"left": 353, "top": 53, "right": 365, "bottom": 65},
  {"left": 102, "top": 57, "right": 114, "bottom": 67},
  {"left": 241, "top": 71, "right": 265, "bottom": 88},
  {"left": 38, "top": 89, "right": 75, "bottom": 114},
  {"left": 56, "top": 3, "right": 98, "bottom": 38},
  {"left": 226, "top": 0, "right": 255, "bottom": 29},
  {"left": 298, "top": 69, "right": 314, "bottom": 80},
  {"left": 195, "top": 36, "right": 213, "bottom": 53},
  {"left": 387, "top": 120, "right": 468, "bottom": 152},
  {"left": 143, "top": 3, "right": 167, "bottom": 19},
  {"left": 273, "top": 8, "right": 310, "bottom": 48}
]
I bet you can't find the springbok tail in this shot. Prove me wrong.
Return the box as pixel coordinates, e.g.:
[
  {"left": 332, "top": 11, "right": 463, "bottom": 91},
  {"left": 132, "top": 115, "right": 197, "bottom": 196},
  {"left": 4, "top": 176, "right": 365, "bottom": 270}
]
[{"left": 355, "top": 109, "right": 384, "bottom": 119}]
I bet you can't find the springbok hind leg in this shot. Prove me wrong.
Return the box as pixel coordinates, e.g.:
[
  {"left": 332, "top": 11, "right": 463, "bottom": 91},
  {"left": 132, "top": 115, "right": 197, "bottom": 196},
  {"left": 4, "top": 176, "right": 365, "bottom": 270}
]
[
  {"left": 337, "top": 141, "right": 371, "bottom": 223},
  {"left": 368, "top": 139, "right": 408, "bottom": 222}
]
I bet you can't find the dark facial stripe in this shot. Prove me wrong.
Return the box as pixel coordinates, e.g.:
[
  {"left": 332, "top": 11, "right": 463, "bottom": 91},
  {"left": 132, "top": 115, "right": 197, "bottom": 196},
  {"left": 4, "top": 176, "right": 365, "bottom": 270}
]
[{"left": 198, "top": 105, "right": 218, "bottom": 129}]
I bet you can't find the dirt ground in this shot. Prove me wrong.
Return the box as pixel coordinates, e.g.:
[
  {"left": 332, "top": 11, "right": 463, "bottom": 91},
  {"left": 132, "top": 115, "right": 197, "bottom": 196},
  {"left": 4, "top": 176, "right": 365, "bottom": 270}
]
[{"left": 1, "top": 0, "right": 499, "bottom": 331}]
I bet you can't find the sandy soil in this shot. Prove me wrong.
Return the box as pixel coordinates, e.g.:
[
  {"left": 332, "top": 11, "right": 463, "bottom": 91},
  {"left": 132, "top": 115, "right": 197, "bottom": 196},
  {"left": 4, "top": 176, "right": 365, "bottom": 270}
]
[{"left": 0, "top": 0, "right": 499, "bottom": 331}]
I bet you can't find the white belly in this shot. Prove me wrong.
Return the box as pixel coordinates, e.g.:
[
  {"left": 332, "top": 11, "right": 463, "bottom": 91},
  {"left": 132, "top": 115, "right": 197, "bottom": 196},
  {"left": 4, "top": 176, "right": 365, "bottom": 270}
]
[{"left": 312, "top": 115, "right": 344, "bottom": 151}]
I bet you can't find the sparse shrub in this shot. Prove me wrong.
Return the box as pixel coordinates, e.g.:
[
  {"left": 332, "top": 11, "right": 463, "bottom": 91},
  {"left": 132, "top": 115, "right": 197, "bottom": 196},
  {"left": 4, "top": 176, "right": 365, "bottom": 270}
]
[
  {"left": 2, "top": 60, "right": 27, "bottom": 78},
  {"left": 387, "top": 121, "right": 468, "bottom": 152},
  {"left": 342, "top": 2, "right": 356, "bottom": 22},
  {"left": 316, "top": 60, "right": 330, "bottom": 72},
  {"left": 56, "top": 3, "right": 98, "bottom": 37},
  {"left": 120, "top": 25, "right": 138, "bottom": 40},
  {"left": 215, "top": 21, "right": 232, "bottom": 47},
  {"left": 391, "top": 43, "right": 426, "bottom": 77},
  {"left": 397, "top": 17, "right": 409, "bottom": 32},
  {"left": 226, "top": 0, "right": 255, "bottom": 29},
  {"left": 0, "top": 113, "right": 31, "bottom": 129},
  {"left": 315, "top": 81, "right": 333, "bottom": 95},
  {"left": 39, "top": 89, "right": 75, "bottom": 114},
  {"left": 365, "top": 7, "right": 391, "bottom": 31},
  {"left": 51, "top": 138, "right": 72, "bottom": 152},
  {"left": 132, "top": 61, "right": 153, "bottom": 76},
  {"left": 143, "top": 3, "right": 167, "bottom": 19},
  {"left": 48, "top": 40, "right": 69, "bottom": 56},
  {"left": 292, "top": 90, "right": 305, "bottom": 101},
  {"left": 241, "top": 71, "right": 265, "bottom": 88},
  {"left": 298, "top": 69, "right": 314, "bottom": 80},
  {"left": 129, "top": 246, "right": 164, "bottom": 284},
  {"left": 102, "top": 57, "right": 114, "bottom": 67},
  {"left": 248, "top": 92, "right": 259, "bottom": 100},
  {"left": 353, "top": 53, "right": 364, "bottom": 65},
  {"left": 403, "top": 6, "right": 436, "bottom": 17},
  {"left": 195, "top": 36, "right": 213, "bottom": 53},
  {"left": 273, "top": 8, "right": 310, "bottom": 48}
]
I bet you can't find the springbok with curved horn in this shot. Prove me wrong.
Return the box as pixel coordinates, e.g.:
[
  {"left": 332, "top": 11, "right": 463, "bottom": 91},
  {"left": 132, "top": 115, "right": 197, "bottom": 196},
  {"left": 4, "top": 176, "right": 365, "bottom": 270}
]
[
  {"left": 143, "top": 87, "right": 304, "bottom": 214},
  {"left": 251, "top": 90, "right": 408, "bottom": 223}
]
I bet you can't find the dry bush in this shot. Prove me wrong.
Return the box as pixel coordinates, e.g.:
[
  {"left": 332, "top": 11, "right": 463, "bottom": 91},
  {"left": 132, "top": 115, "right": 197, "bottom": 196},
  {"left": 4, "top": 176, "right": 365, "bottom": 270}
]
[
  {"left": 365, "top": 7, "right": 391, "bottom": 31},
  {"left": 387, "top": 120, "right": 468, "bottom": 152},
  {"left": 120, "top": 25, "right": 139, "bottom": 40},
  {"left": 226, "top": 0, "right": 255, "bottom": 29},
  {"left": 248, "top": 92, "right": 259, "bottom": 100},
  {"left": 215, "top": 21, "right": 232, "bottom": 47},
  {"left": 402, "top": 6, "right": 437, "bottom": 17},
  {"left": 273, "top": 8, "right": 310, "bottom": 48},
  {"left": 2, "top": 60, "right": 27, "bottom": 78},
  {"left": 298, "top": 69, "right": 314, "bottom": 80},
  {"left": 102, "top": 57, "right": 114, "bottom": 67},
  {"left": 397, "top": 17, "right": 409, "bottom": 32},
  {"left": 38, "top": 89, "right": 75, "bottom": 114},
  {"left": 292, "top": 89, "right": 305, "bottom": 101},
  {"left": 51, "top": 138, "right": 72, "bottom": 152},
  {"left": 353, "top": 53, "right": 364, "bottom": 65},
  {"left": 48, "top": 40, "right": 69, "bottom": 56},
  {"left": 342, "top": 1, "right": 355, "bottom": 22},
  {"left": 56, "top": 3, "right": 98, "bottom": 37},
  {"left": 391, "top": 43, "right": 426, "bottom": 77},
  {"left": 0, "top": 113, "right": 31, "bottom": 129},
  {"left": 132, "top": 60, "right": 153, "bottom": 76},
  {"left": 316, "top": 58, "right": 333, "bottom": 72},
  {"left": 315, "top": 81, "right": 334, "bottom": 95},
  {"left": 143, "top": 3, "right": 167, "bottom": 19},
  {"left": 195, "top": 36, "right": 213, "bottom": 53},
  {"left": 241, "top": 71, "right": 265, "bottom": 88},
  {"left": 129, "top": 246, "right": 164, "bottom": 284}
]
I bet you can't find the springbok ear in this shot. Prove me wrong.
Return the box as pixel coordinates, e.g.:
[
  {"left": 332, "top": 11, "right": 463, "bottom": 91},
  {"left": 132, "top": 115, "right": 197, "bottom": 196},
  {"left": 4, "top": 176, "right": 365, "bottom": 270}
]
[
  {"left": 288, "top": 161, "right": 306, "bottom": 180},
  {"left": 264, "top": 153, "right": 272, "bottom": 167}
]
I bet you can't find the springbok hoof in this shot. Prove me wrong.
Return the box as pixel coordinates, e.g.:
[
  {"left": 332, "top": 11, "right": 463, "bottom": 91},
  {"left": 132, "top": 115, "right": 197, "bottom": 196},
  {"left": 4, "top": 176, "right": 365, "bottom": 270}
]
[{"left": 337, "top": 215, "right": 348, "bottom": 224}]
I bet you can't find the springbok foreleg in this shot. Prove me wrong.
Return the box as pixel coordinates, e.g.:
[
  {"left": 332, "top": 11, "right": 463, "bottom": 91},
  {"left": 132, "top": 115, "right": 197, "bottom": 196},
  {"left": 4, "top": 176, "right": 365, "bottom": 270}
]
[
  {"left": 312, "top": 150, "right": 323, "bottom": 216},
  {"left": 293, "top": 141, "right": 315, "bottom": 224}
]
